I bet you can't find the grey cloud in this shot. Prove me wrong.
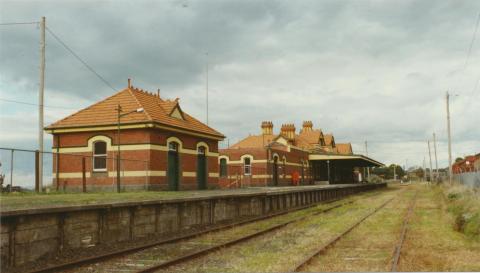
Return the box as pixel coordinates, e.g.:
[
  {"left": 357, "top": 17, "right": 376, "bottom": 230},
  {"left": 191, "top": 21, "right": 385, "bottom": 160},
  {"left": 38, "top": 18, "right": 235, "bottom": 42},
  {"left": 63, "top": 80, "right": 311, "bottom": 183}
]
[{"left": 1, "top": 0, "right": 479, "bottom": 168}]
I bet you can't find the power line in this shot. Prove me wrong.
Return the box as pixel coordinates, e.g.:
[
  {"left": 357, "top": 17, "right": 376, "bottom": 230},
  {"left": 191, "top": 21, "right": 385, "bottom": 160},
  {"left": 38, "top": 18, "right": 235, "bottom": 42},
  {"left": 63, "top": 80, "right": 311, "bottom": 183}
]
[
  {"left": 45, "top": 26, "right": 117, "bottom": 92},
  {"left": 0, "top": 22, "right": 39, "bottom": 26},
  {"left": 0, "top": 98, "right": 77, "bottom": 110},
  {"left": 464, "top": 11, "right": 480, "bottom": 70}
]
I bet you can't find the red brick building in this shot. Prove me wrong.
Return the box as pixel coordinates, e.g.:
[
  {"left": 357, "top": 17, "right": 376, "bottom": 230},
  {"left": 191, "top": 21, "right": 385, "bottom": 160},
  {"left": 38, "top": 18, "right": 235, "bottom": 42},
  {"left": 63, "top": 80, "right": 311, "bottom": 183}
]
[
  {"left": 45, "top": 80, "right": 225, "bottom": 191},
  {"left": 452, "top": 154, "right": 480, "bottom": 174},
  {"left": 218, "top": 121, "right": 356, "bottom": 187}
]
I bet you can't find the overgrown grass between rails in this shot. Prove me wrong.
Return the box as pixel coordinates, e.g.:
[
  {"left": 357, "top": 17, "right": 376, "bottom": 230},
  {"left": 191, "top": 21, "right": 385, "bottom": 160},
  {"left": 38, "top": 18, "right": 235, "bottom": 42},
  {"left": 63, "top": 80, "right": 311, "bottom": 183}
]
[{"left": 442, "top": 183, "right": 480, "bottom": 239}]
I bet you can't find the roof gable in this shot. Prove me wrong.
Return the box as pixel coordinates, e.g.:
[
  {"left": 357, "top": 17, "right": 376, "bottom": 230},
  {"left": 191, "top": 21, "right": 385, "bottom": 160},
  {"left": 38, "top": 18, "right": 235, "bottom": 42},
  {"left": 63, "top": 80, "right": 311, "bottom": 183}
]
[
  {"left": 46, "top": 86, "right": 224, "bottom": 139},
  {"left": 273, "top": 135, "right": 289, "bottom": 146},
  {"left": 169, "top": 103, "right": 185, "bottom": 120}
]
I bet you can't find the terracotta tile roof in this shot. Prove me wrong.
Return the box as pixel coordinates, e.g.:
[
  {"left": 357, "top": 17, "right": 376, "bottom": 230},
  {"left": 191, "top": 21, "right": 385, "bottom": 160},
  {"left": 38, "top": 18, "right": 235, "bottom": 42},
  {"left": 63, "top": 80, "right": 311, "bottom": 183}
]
[
  {"left": 336, "top": 143, "right": 353, "bottom": 155},
  {"left": 229, "top": 134, "right": 277, "bottom": 149},
  {"left": 46, "top": 87, "right": 224, "bottom": 138},
  {"left": 295, "top": 129, "right": 324, "bottom": 149},
  {"left": 324, "top": 134, "right": 335, "bottom": 147}
]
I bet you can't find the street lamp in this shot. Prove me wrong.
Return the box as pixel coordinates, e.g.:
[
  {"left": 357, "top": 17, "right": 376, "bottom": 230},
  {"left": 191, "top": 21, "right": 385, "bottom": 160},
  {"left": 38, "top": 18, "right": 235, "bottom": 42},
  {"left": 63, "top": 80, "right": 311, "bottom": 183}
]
[
  {"left": 116, "top": 105, "right": 144, "bottom": 192},
  {"left": 327, "top": 160, "right": 330, "bottom": 184}
]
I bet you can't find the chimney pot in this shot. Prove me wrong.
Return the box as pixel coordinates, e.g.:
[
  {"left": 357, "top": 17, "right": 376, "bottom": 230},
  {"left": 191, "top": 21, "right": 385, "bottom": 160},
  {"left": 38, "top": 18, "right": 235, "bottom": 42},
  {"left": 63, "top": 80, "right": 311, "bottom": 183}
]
[{"left": 128, "top": 78, "right": 131, "bottom": 88}]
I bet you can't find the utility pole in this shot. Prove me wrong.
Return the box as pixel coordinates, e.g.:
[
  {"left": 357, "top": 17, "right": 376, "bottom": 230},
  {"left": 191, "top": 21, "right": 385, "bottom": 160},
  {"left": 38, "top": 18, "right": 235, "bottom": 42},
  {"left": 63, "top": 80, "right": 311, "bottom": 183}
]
[
  {"left": 423, "top": 156, "right": 427, "bottom": 182},
  {"left": 116, "top": 104, "right": 122, "bottom": 193},
  {"left": 446, "top": 92, "right": 453, "bottom": 185},
  {"left": 365, "top": 141, "right": 369, "bottom": 181},
  {"left": 38, "top": 16, "right": 46, "bottom": 192},
  {"left": 433, "top": 132, "right": 439, "bottom": 182},
  {"left": 205, "top": 52, "right": 209, "bottom": 125},
  {"left": 393, "top": 164, "right": 396, "bottom": 181},
  {"left": 428, "top": 140, "right": 433, "bottom": 183}
]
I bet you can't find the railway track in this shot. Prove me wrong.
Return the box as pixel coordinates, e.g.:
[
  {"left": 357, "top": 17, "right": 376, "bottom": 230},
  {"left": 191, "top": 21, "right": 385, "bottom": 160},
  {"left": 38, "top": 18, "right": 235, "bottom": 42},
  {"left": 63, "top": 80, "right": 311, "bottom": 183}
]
[
  {"left": 28, "top": 193, "right": 366, "bottom": 273},
  {"left": 292, "top": 189, "right": 418, "bottom": 272},
  {"left": 390, "top": 191, "right": 418, "bottom": 271}
]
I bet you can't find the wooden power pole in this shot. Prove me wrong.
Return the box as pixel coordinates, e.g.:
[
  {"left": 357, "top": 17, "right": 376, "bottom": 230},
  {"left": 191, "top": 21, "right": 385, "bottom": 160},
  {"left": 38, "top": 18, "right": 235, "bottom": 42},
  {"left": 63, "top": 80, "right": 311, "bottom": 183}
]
[
  {"left": 428, "top": 140, "right": 433, "bottom": 182},
  {"left": 446, "top": 92, "right": 453, "bottom": 185},
  {"left": 205, "top": 52, "right": 209, "bottom": 125},
  {"left": 433, "top": 132, "right": 439, "bottom": 182},
  {"left": 38, "top": 16, "right": 46, "bottom": 192},
  {"left": 365, "top": 141, "right": 370, "bottom": 181}
]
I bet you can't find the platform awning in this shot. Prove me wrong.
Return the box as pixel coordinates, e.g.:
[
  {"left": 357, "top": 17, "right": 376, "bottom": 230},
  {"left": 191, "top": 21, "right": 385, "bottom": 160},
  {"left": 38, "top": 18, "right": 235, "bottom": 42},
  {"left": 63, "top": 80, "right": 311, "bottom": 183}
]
[{"left": 308, "top": 154, "right": 383, "bottom": 167}]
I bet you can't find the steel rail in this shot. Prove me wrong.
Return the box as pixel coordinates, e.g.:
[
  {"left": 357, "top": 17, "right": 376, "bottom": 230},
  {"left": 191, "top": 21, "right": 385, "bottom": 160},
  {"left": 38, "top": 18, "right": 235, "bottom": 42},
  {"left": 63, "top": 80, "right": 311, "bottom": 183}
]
[
  {"left": 27, "top": 196, "right": 352, "bottom": 273},
  {"left": 292, "top": 197, "right": 395, "bottom": 272},
  {"left": 135, "top": 200, "right": 352, "bottom": 273},
  {"left": 390, "top": 191, "right": 418, "bottom": 271}
]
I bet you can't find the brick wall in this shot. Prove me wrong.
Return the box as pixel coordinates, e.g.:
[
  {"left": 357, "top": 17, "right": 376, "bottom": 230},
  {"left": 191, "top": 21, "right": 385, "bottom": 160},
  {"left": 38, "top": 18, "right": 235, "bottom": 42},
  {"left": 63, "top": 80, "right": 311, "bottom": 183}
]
[{"left": 52, "top": 128, "right": 220, "bottom": 191}]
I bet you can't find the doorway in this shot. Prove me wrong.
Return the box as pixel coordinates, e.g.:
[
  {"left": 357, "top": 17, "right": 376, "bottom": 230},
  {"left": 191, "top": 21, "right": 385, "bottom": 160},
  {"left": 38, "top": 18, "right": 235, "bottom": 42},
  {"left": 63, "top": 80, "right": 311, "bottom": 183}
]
[
  {"left": 197, "top": 146, "right": 207, "bottom": 190},
  {"left": 167, "top": 142, "right": 180, "bottom": 190}
]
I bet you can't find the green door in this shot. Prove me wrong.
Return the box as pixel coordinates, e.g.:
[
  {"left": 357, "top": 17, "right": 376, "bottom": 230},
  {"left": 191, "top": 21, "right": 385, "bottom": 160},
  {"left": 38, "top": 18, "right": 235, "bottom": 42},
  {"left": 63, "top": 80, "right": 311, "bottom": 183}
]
[
  {"left": 168, "top": 142, "right": 179, "bottom": 191},
  {"left": 273, "top": 157, "right": 278, "bottom": 186},
  {"left": 197, "top": 147, "right": 207, "bottom": 190}
]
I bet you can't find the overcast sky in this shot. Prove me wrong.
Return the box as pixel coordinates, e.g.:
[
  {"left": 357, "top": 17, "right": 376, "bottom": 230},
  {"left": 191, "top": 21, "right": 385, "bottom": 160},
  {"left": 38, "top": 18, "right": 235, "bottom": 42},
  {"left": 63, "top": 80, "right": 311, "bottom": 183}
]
[{"left": 1, "top": 0, "right": 479, "bottom": 173}]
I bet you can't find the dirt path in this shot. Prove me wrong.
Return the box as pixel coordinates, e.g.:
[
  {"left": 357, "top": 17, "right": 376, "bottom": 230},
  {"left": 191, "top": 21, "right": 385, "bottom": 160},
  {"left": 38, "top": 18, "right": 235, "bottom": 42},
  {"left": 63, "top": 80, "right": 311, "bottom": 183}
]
[{"left": 398, "top": 184, "right": 480, "bottom": 271}]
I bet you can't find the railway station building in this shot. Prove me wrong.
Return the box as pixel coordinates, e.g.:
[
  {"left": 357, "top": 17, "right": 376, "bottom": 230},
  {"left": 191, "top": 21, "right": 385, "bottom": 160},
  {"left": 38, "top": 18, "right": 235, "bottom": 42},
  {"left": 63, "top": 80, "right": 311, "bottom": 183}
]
[
  {"left": 45, "top": 79, "right": 225, "bottom": 191},
  {"left": 219, "top": 121, "right": 382, "bottom": 187}
]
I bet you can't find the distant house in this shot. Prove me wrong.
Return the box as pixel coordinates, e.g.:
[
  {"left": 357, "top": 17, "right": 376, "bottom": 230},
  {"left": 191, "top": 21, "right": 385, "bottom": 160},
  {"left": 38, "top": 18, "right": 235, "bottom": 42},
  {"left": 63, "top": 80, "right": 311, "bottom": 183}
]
[
  {"left": 218, "top": 121, "right": 376, "bottom": 187},
  {"left": 45, "top": 80, "right": 225, "bottom": 191},
  {"left": 452, "top": 154, "right": 480, "bottom": 174}
]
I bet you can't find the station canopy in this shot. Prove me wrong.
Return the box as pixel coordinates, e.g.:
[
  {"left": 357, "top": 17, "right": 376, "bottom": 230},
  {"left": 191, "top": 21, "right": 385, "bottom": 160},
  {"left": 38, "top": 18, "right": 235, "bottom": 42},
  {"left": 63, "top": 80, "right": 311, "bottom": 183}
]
[{"left": 308, "top": 153, "right": 383, "bottom": 167}]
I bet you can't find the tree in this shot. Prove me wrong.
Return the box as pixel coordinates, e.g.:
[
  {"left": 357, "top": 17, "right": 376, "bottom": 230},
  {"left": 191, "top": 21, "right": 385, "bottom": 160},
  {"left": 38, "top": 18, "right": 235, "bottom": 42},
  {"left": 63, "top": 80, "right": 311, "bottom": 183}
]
[
  {"left": 371, "top": 164, "right": 405, "bottom": 179},
  {"left": 455, "top": 157, "right": 464, "bottom": 163}
]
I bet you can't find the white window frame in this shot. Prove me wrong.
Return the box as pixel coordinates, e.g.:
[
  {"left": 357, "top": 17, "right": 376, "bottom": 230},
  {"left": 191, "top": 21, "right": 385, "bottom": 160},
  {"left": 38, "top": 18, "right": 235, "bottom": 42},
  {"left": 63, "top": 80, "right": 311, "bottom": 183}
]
[
  {"left": 244, "top": 157, "right": 252, "bottom": 176},
  {"left": 93, "top": 141, "right": 107, "bottom": 172},
  {"left": 169, "top": 141, "right": 179, "bottom": 152}
]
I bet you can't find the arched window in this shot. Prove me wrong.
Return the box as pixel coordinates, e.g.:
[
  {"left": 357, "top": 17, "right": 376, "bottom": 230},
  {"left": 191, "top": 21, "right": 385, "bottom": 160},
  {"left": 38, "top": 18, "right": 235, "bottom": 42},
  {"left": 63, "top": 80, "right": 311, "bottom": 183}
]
[
  {"left": 198, "top": 146, "right": 206, "bottom": 155},
  {"left": 219, "top": 158, "right": 228, "bottom": 177},
  {"left": 93, "top": 141, "right": 107, "bottom": 172},
  {"left": 282, "top": 157, "right": 286, "bottom": 177},
  {"left": 244, "top": 157, "right": 251, "bottom": 175}
]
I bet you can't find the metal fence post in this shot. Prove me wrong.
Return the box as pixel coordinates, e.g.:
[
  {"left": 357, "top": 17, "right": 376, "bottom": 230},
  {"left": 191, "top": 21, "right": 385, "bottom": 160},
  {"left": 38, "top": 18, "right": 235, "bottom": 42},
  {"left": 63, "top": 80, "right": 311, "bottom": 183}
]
[
  {"left": 35, "top": 150, "right": 40, "bottom": 192},
  {"left": 9, "top": 149, "right": 14, "bottom": 192},
  {"left": 82, "top": 157, "right": 86, "bottom": 193}
]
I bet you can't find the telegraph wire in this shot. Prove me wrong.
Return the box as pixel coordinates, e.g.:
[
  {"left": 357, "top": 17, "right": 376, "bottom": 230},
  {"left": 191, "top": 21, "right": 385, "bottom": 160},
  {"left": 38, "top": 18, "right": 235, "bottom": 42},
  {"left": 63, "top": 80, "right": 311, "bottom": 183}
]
[
  {"left": 0, "top": 22, "right": 39, "bottom": 26},
  {"left": 0, "top": 98, "right": 78, "bottom": 110},
  {"left": 45, "top": 26, "right": 117, "bottom": 92},
  {"left": 464, "top": 11, "right": 480, "bottom": 70}
]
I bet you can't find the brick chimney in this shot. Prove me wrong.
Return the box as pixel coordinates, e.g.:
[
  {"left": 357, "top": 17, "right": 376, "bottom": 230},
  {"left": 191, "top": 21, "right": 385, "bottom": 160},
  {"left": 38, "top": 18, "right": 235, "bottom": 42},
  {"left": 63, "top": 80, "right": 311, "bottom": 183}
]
[
  {"left": 280, "top": 124, "right": 296, "bottom": 141},
  {"left": 261, "top": 121, "right": 273, "bottom": 135},
  {"left": 302, "top": 121, "right": 313, "bottom": 132}
]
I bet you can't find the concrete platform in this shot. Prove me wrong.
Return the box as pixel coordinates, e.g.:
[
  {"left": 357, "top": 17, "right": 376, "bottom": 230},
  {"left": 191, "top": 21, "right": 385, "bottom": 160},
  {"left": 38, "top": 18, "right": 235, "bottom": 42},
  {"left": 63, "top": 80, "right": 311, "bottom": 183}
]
[
  {"left": 1, "top": 184, "right": 366, "bottom": 216},
  {"left": 0, "top": 183, "right": 386, "bottom": 269}
]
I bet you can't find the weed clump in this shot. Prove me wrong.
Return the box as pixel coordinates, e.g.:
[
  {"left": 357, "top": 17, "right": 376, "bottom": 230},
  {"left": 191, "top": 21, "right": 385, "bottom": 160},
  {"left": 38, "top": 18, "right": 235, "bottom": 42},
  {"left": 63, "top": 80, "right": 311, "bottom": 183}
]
[{"left": 443, "top": 184, "right": 480, "bottom": 239}]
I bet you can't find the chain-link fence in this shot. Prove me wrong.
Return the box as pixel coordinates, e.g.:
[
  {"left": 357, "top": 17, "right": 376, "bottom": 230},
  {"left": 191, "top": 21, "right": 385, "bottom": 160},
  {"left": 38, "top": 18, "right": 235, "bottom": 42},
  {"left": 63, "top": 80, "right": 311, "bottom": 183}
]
[
  {"left": 0, "top": 147, "right": 149, "bottom": 192},
  {"left": 453, "top": 171, "right": 480, "bottom": 188}
]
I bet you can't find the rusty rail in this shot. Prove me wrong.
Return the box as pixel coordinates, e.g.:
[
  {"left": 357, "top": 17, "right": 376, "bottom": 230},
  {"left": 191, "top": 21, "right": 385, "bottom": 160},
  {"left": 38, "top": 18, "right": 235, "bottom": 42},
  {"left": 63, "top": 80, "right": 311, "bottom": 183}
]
[
  {"left": 28, "top": 197, "right": 348, "bottom": 273},
  {"left": 390, "top": 191, "right": 418, "bottom": 271},
  {"left": 292, "top": 197, "right": 395, "bottom": 272},
  {"left": 135, "top": 201, "right": 352, "bottom": 273}
]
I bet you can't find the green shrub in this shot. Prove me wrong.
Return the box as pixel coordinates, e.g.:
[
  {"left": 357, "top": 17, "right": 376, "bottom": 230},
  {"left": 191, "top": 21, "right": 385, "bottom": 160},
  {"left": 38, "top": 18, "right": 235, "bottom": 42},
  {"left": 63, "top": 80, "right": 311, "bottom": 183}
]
[{"left": 464, "top": 212, "right": 480, "bottom": 238}]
